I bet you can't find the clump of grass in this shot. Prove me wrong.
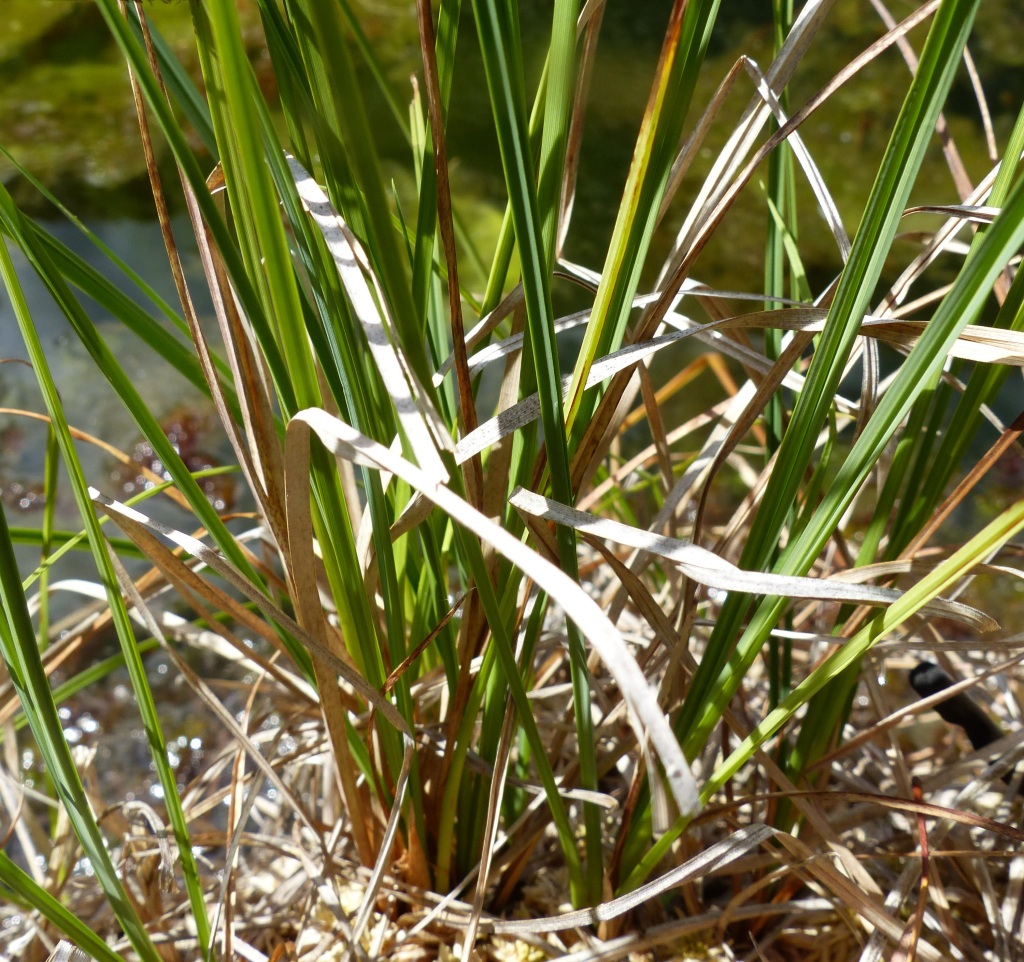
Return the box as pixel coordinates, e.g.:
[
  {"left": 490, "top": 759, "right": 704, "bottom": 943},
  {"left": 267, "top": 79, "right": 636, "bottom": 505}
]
[{"left": 2, "top": 1, "right": 1024, "bottom": 960}]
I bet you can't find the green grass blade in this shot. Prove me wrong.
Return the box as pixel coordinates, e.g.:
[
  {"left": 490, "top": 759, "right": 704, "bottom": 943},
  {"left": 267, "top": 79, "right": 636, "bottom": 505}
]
[
  {"left": 288, "top": 0, "right": 434, "bottom": 396},
  {"left": 888, "top": 99, "right": 1024, "bottom": 548},
  {"left": 537, "top": 0, "right": 579, "bottom": 262},
  {"left": 92, "top": 0, "right": 295, "bottom": 411},
  {"left": 335, "top": 0, "right": 412, "bottom": 140},
  {"left": 192, "top": 0, "right": 320, "bottom": 412},
  {"left": 626, "top": 495, "right": 1024, "bottom": 891},
  {"left": 0, "top": 242, "right": 165, "bottom": 962},
  {"left": 675, "top": 0, "right": 983, "bottom": 753},
  {"left": 469, "top": 0, "right": 605, "bottom": 902},
  {"left": 4, "top": 230, "right": 215, "bottom": 957},
  {"left": 686, "top": 152, "right": 1024, "bottom": 763},
  {"left": 705, "top": 497, "right": 1024, "bottom": 797},
  {"left": 0, "top": 850, "right": 125, "bottom": 962},
  {"left": 0, "top": 195, "right": 292, "bottom": 658},
  {"left": 125, "top": 6, "right": 217, "bottom": 154},
  {"left": 563, "top": 0, "right": 722, "bottom": 433}
]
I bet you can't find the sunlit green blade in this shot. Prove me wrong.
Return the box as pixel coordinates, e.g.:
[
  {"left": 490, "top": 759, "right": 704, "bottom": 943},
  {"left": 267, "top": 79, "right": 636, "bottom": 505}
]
[
  {"left": 287, "top": 0, "right": 434, "bottom": 395},
  {"left": 0, "top": 239, "right": 166, "bottom": 962},
  {"left": 625, "top": 494, "right": 1024, "bottom": 892},
  {"left": 675, "top": 0, "right": 983, "bottom": 756},
  {"left": 0, "top": 850, "right": 125, "bottom": 962},
  {"left": 563, "top": 0, "right": 722, "bottom": 433},
  {"left": 469, "top": 0, "right": 605, "bottom": 903},
  {"left": 687, "top": 149, "right": 1024, "bottom": 765},
  {"left": 93, "top": 0, "right": 294, "bottom": 409},
  {"left": 707, "top": 497, "right": 1024, "bottom": 796}
]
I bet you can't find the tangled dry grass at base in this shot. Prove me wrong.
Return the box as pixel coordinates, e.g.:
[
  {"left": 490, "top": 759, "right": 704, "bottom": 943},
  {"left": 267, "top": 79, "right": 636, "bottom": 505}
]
[{"left": 3, "top": 572, "right": 1023, "bottom": 962}]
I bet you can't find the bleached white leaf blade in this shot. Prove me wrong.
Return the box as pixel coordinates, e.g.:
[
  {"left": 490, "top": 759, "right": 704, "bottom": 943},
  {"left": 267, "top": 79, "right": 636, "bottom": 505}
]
[
  {"left": 287, "top": 155, "right": 451, "bottom": 481},
  {"left": 479, "top": 823, "right": 774, "bottom": 934},
  {"left": 508, "top": 488, "right": 994, "bottom": 630}
]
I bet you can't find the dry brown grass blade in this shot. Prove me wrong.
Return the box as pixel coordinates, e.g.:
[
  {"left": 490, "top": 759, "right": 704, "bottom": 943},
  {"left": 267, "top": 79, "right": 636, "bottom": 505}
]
[
  {"left": 882, "top": 159, "right": 1012, "bottom": 313},
  {"left": 669, "top": 51, "right": 851, "bottom": 280},
  {"left": 432, "top": 284, "right": 525, "bottom": 385},
  {"left": 569, "top": 4, "right": 938, "bottom": 485},
  {"left": 461, "top": 688, "right": 517, "bottom": 960},
  {"left": 663, "top": 0, "right": 937, "bottom": 292},
  {"left": 636, "top": 360, "right": 673, "bottom": 493},
  {"left": 0, "top": 407, "right": 192, "bottom": 511},
  {"left": 100, "top": 537, "right": 322, "bottom": 843},
  {"left": 202, "top": 206, "right": 289, "bottom": 544},
  {"left": 192, "top": 214, "right": 284, "bottom": 533},
  {"left": 416, "top": 0, "right": 482, "bottom": 510},
  {"left": 121, "top": 0, "right": 204, "bottom": 366},
  {"left": 581, "top": 531, "right": 694, "bottom": 684},
  {"left": 962, "top": 47, "right": 997, "bottom": 162},
  {"left": 554, "top": 3, "right": 604, "bottom": 257},
  {"left": 828, "top": 554, "right": 1024, "bottom": 588},
  {"left": 602, "top": 380, "right": 761, "bottom": 623},
  {"left": 481, "top": 301, "right": 526, "bottom": 525},
  {"left": 656, "top": 301, "right": 860, "bottom": 414},
  {"left": 889, "top": 779, "right": 930, "bottom": 962},
  {"left": 125, "top": 3, "right": 276, "bottom": 536},
  {"left": 655, "top": 0, "right": 847, "bottom": 280},
  {"left": 577, "top": 403, "right": 723, "bottom": 513},
  {"left": 617, "top": 353, "right": 716, "bottom": 433},
  {"left": 674, "top": 307, "right": 1024, "bottom": 367},
  {"left": 903, "top": 409, "right": 1024, "bottom": 556},
  {"left": 466, "top": 824, "right": 776, "bottom": 935},
  {"left": 903, "top": 204, "right": 1000, "bottom": 223},
  {"left": 868, "top": 0, "right": 974, "bottom": 200},
  {"left": 548, "top": 899, "right": 836, "bottom": 962},
  {"left": 383, "top": 591, "right": 466, "bottom": 695},
  {"left": 88, "top": 489, "right": 408, "bottom": 731},
  {"left": 864, "top": 318, "right": 1024, "bottom": 365},
  {"left": 93, "top": 512, "right": 316, "bottom": 705},
  {"left": 282, "top": 421, "right": 382, "bottom": 869},
  {"left": 660, "top": 0, "right": 840, "bottom": 250},
  {"left": 658, "top": 54, "right": 758, "bottom": 240},
  {"left": 686, "top": 331, "right": 811, "bottom": 561},
  {"left": 774, "top": 789, "right": 1024, "bottom": 846},
  {"left": 771, "top": 831, "right": 945, "bottom": 962},
  {"left": 808, "top": 651, "right": 1024, "bottom": 779}
]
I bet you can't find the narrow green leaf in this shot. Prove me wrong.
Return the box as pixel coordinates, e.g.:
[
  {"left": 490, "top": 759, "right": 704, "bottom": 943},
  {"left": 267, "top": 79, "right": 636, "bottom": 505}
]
[{"left": 676, "top": 0, "right": 983, "bottom": 754}]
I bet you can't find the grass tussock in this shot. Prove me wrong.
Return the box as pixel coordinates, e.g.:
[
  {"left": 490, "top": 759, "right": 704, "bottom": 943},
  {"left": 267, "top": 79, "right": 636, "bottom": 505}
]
[{"left": 1, "top": 1, "right": 1024, "bottom": 960}]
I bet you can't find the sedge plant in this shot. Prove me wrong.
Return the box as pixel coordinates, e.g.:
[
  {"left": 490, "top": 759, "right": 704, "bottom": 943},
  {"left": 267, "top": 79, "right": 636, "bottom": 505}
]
[{"left": 2, "top": 0, "right": 1024, "bottom": 959}]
